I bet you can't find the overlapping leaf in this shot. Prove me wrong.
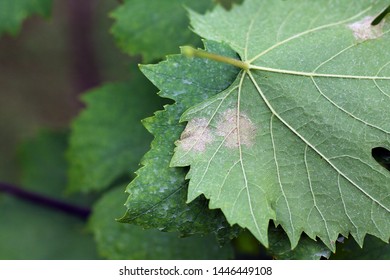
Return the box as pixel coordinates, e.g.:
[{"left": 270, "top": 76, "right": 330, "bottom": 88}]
[
  {"left": 67, "top": 71, "right": 165, "bottom": 193},
  {"left": 110, "top": 0, "right": 213, "bottom": 62},
  {"left": 171, "top": 0, "right": 390, "bottom": 251},
  {"left": 90, "top": 186, "right": 234, "bottom": 259},
  {"left": 267, "top": 226, "right": 331, "bottom": 260},
  {"left": 0, "top": 0, "right": 52, "bottom": 36}
]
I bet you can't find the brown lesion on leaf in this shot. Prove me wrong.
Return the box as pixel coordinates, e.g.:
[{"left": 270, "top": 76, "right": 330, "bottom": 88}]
[
  {"left": 216, "top": 108, "right": 257, "bottom": 148},
  {"left": 177, "top": 118, "right": 213, "bottom": 152},
  {"left": 347, "top": 16, "right": 386, "bottom": 41}
]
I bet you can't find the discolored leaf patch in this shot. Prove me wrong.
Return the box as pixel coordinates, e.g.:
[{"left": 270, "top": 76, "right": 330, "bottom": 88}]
[
  {"left": 177, "top": 118, "right": 214, "bottom": 152},
  {"left": 348, "top": 16, "right": 386, "bottom": 41},
  {"left": 216, "top": 108, "right": 257, "bottom": 148}
]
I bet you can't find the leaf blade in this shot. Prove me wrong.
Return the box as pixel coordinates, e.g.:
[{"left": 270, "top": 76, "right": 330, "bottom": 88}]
[
  {"left": 171, "top": 0, "right": 390, "bottom": 251},
  {"left": 110, "top": 0, "right": 213, "bottom": 62},
  {"left": 67, "top": 75, "right": 165, "bottom": 193},
  {"left": 90, "top": 186, "right": 234, "bottom": 259}
]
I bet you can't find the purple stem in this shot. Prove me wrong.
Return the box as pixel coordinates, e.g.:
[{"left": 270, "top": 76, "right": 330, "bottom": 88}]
[
  {"left": 0, "top": 182, "right": 91, "bottom": 220},
  {"left": 67, "top": 0, "right": 101, "bottom": 99}
]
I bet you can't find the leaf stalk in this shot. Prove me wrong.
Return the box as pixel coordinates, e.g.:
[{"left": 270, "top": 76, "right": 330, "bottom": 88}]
[{"left": 181, "top": 46, "right": 249, "bottom": 71}]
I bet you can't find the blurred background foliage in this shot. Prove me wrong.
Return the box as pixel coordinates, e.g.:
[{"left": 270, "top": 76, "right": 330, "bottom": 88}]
[
  {"left": 0, "top": 0, "right": 132, "bottom": 259},
  {"left": 0, "top": 0, "right": 131, "bottom": 183}
]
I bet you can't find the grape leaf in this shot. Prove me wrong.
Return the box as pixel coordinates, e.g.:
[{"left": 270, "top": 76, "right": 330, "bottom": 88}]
[
  {"left": 120, "top": 41, "right": 241, "bottom": 242},
  {"left": 171, "top": 0, "right": 390, "bottom": 251},
  {"left": 0, "top": 130, "right": 98, "bottom": 259},
  {"left": 267, "top": 225, "right": 331, "bottom": 260},
  {"left": 110, "top": 0, "right": 213, "bottom": 62},
  {"left": 0, "top": 0, "right": 52, "bottom": 36},
  {"left": 90, "top": 186, "right": 234, "bottom": 259},
  {"left": 67, "top": 71, "right": 165, "bottom": 193}
]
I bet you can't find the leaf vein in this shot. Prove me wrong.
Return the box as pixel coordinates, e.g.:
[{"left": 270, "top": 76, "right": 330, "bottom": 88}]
[
  {"left": 189, "top": 89, "right": 238, "bottom": 195},
  {"left": 237, "top": 72, "right": 262, "bottom": 237},
  {"left": 371, "top": 201, "right": 385, "bottom": 238},
  {"left": 249, "top": 65, "right": 390, "bottom": 80},
  {"left": 337, "top": 174, "right": 359, "bottom": 233},
  {"left": 270, "top": 115, "right": 295, "bottom": 240},
  {"left": 176, "top": 85, "right": 237, "bottom": 163},
  {"left": 304, "top": 145, "right": 332, "bottom": 244},
  {"left": 374, "top": 60, "right": 390, "bottom": 99},
  {"left": 311, "top": 77, "right": 390, "bottom": 134},
  {"left": 217, "top": 160, "right": 241, "bottom": 201}
]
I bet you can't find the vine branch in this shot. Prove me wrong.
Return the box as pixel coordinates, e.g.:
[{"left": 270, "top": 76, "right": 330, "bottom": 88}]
[{"left": 0, "top": 182, "right": 91, "bottom": 220}]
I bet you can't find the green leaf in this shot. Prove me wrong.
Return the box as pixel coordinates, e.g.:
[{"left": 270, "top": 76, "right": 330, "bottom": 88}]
[
  {"left": 120, "top": 40, "right": 241, "bottom": 242},
  {"left": 0, "top": 0, "right": 52, "bottom": 36},
  {"left": 267, "top": 225, "right": 331, "bottom": 260},
  {"left": 67, "top": 72, "right": 165, "bottom": 193},
  {"left": 0, "top": 130, "right": 98, "bottom": 259},
  {"left": 90, "top": 186, "right": 234, "bottom": 259},
  {"left": 110, "top": 0, "right": 213, "bottom": 62},
  {"left": 171, "top": 0, "right": 390, "bottom": 251}
]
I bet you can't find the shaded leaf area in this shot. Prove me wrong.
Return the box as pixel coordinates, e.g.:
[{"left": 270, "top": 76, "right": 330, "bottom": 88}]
[
  {"left": 90, "top": 186, "right": 234, "bottom": 259},
  {"left": 331, "top": 235, "right": 390, "bottom": 259},
  {"left": 267, "top": 225, "right": 331, "bottom": 260},
  {"left": 214, "top": 0, "right": 244, "bottom": 10},
  {"left": 120, "top": 41, "right": 241, "bottom": 243},
  {"left": 110, "top": 0, "right": 213, "bottom": 62},
  {"left": 0, "top": 0, "right": 52, "bottom": 36},
  {"left": 0, "top": 130, "right": 98, "bottom": 259},
  {"left": 233, "top": 230, "right": 266, "bottom": 258},
  {"left": 172, "top": 0, "right": 390, "bottom": 251},
  {"left": 67, "top": 70, "right": 166, "bottom": 193},
  {"left": 232, "top": 224, "right": 331, "bottom": 260}
]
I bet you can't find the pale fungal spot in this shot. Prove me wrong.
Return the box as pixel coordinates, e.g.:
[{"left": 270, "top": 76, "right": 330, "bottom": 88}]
[
  {"left": 347, "top": 16, "right": 385, "bottom": 41},
  {"left": 177, "top": 118, "right": 213, "bottom": 152},
  {"left": 216, "top": 109, "right": 257, "bottom": 148},
  {"left": 182, "top": 79, "right": 192, "bottom": 85}
]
